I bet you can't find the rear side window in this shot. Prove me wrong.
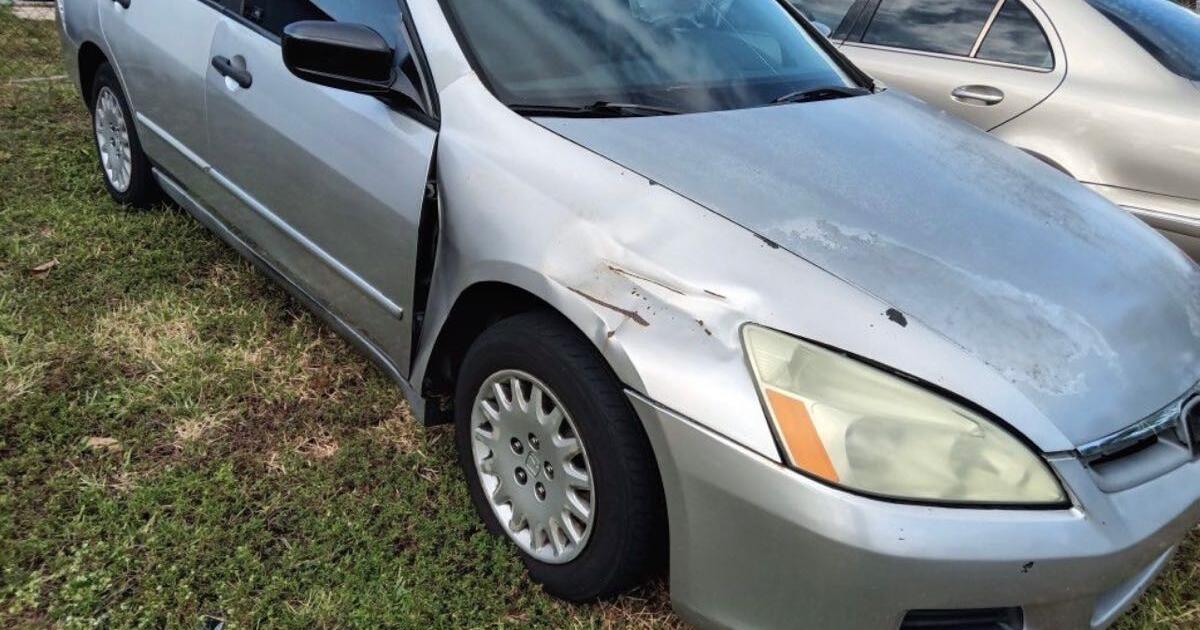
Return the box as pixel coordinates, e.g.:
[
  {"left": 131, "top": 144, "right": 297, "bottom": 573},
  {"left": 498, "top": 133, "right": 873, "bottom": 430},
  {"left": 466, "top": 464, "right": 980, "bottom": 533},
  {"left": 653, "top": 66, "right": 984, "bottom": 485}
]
[
  {"left": 790, "top": 0, "right": 859, "bottom": 31},
  {"left": 861, "top": 0, "right": 997, "bottom": 55},
  {"left": 976, "top": 0, "right": 1053, "bottom": 68}
]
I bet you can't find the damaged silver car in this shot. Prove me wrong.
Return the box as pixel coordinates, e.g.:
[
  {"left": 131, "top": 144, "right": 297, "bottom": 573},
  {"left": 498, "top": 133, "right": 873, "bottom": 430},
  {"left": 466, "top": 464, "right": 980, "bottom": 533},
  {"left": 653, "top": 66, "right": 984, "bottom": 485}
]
[{"left": 59, "top": 0, "right": 1200, "bottom": 626}]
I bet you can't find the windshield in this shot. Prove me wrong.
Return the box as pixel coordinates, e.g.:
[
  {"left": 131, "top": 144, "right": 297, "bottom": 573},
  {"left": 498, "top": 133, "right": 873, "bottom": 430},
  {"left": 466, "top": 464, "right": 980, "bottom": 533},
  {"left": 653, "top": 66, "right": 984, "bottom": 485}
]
[
  {"left": 1086, "top": 0, "right": 1200, "bottom": 81},
  {"left": 439, "top": 0, "right": 858, "bottom": 114}
]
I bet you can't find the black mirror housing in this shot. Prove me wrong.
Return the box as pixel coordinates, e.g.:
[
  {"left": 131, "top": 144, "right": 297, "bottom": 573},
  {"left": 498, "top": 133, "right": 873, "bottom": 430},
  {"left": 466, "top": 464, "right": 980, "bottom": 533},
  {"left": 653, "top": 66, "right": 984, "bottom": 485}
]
[{"left": 282, "top": 21, "right": 395, "bottom": 94}]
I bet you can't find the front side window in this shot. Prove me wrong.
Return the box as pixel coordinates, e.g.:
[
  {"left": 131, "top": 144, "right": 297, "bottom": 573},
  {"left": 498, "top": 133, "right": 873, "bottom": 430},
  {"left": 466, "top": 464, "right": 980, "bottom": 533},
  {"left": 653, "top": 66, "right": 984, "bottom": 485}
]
[
  {"left": 232, "top": 0, "right": 430, "bottom": 110},
  {"left": 1086, "top": 0, "right": 1200, "bottom": 81},
  {"left": 861, "top": 0, "right": 996, "bottom": 55},
  {"left": 439, "top": 0, "right": 859, "bottom": 114},
  {"left": 976, "top": 0, "right": 1053, "bottom": 68},
  {"left": 239, "top": 0, "right": 405, "bottom": 49}
]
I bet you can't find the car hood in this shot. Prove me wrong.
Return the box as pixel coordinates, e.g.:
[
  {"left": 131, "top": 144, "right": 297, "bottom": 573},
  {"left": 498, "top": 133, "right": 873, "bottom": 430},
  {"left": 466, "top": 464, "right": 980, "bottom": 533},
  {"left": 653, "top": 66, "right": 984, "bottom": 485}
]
[{"left": 536, "top": 91, "right": 1200, "bottom": 446}]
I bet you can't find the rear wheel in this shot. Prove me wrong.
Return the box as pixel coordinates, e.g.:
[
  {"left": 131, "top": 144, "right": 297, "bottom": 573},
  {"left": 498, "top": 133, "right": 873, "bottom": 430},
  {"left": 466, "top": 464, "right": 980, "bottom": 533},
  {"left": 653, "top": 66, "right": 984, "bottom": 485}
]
[
  {"left": 90, "top": 63, "right": 160, "bottom": 208},
  {"left": 455, "top": 311, "right": 666, "bottom": 600}
]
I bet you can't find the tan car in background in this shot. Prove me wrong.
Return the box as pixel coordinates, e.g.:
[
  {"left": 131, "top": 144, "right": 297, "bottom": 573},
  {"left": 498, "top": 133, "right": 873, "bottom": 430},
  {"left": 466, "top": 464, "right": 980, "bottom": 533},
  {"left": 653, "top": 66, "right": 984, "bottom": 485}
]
[{"left": 794, "top": 0, "right": 1200, "bottom": 256}]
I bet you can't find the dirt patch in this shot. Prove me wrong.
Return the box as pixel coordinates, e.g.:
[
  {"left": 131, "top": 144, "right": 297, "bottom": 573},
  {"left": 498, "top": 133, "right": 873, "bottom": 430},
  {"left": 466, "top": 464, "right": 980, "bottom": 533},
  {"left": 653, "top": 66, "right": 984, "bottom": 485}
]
[{"left": 11, "top": 3, "right": 56, "bottom": 21}]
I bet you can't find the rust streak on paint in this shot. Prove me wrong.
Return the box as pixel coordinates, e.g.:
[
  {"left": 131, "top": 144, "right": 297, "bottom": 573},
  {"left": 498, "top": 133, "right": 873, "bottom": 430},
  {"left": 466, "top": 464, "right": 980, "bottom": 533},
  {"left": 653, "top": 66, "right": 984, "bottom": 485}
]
[
  {"left": 569, "top": 288, "right": 651, "bottom": 327},
  {"left": 607, "top": 264, "right": 687, "bottom": 296}
]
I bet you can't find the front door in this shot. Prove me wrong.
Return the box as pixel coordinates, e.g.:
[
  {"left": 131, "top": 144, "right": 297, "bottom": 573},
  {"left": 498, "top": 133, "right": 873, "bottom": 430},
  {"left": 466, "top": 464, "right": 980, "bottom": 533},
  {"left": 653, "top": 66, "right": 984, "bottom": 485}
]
[
  {"left": 201, "top": 0, "right": 436, "bottom": 374},
  {"left": 836, "top": 0, "right": 1065, "bottom": 130}
]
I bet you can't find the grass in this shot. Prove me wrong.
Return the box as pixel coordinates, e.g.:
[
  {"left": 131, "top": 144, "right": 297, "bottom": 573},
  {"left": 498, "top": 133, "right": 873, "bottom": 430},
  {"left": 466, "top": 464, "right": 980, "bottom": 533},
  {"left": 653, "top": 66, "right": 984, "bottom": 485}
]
[{"left": 0, "top": 9, "right": 1198, "bottom": 629}]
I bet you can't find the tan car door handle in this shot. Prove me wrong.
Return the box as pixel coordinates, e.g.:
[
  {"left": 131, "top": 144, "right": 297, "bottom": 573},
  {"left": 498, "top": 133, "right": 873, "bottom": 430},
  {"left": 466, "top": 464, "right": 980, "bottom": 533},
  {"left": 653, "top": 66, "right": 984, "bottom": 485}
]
[{"left": 951, "top": 85, "right": 1005, "bottom": 106}]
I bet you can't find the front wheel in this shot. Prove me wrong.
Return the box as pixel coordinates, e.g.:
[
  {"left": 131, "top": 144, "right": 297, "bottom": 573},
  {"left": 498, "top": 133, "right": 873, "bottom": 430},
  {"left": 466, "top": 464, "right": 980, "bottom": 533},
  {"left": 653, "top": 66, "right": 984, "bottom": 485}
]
[
  {"left": 455, "top": 311, "right": 666, "bottom": 601},
  {"left": 89, "top": 63, "right": 161, "bottom": 208}
]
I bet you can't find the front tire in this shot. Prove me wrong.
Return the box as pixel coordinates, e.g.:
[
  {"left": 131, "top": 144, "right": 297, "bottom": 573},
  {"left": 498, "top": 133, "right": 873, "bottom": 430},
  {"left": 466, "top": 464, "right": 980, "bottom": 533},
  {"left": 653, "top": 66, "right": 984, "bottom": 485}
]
[
  {"left": 455, "top": 311, "right": 666, "bottom": 601},
  {"left": 89, "top": 63, "right": 160, "bottom": 208}
]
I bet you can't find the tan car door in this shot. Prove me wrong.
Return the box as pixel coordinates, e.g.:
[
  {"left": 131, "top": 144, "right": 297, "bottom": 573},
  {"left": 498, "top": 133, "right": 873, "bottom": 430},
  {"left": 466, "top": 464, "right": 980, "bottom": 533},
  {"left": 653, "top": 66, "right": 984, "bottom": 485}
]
[{"left": 836, "top": 0, "right": 1066, "bottom": 130}]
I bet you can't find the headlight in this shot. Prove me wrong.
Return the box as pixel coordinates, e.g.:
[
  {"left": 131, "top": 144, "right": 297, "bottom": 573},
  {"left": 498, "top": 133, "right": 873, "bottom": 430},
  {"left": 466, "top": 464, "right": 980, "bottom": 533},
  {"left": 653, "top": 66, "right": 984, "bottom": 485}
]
[{"left": 742, "top": 325, "right": 1066, "bottom": 505}]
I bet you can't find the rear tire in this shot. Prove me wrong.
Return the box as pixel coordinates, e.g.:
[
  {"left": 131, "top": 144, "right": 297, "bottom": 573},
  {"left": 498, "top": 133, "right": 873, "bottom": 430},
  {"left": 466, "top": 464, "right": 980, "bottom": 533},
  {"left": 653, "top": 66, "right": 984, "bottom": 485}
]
[
  {"left": 89, "top": 63, "right": 161, "bottom": 208},
  {"left": 455, "top": 311, "right": 666, "bottom": 601}
]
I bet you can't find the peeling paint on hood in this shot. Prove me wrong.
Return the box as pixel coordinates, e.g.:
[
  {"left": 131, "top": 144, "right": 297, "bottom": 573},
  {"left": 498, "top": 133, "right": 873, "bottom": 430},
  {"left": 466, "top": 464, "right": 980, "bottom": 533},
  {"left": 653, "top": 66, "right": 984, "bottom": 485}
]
[{"left": 537, "top": 91, "right": 1200, "bottom": 445}]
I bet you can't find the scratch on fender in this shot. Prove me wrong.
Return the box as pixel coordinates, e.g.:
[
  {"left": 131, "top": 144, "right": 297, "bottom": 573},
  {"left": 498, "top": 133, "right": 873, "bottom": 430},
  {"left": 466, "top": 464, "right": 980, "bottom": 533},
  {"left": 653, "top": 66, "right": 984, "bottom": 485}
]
[{"left": 569, "top": 287, "right": 650, "bottom": 327}]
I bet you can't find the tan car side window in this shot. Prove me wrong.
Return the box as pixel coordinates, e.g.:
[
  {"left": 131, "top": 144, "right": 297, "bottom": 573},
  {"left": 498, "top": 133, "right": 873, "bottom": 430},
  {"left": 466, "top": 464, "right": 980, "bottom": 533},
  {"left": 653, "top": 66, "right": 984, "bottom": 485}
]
[
  {"left": 860, "top": 0, "right": 996, "bottom": 55},
  {"left": 976, "top": 0, "right": 1054, "bottom": 68}
]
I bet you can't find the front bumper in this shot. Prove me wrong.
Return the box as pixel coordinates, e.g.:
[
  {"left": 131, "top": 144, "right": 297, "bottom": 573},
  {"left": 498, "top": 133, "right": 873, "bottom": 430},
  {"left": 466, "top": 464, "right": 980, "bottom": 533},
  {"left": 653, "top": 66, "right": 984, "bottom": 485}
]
[{"left": 629, "top": 392, "right": 1200, "bottom": 629}]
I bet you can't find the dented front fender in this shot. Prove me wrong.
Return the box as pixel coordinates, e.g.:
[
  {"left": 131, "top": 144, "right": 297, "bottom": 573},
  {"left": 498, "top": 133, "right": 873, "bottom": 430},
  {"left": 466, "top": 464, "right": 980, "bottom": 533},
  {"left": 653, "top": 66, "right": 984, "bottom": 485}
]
[{"left": 411, "top": 75, "right": 1080, "bottom": 459}]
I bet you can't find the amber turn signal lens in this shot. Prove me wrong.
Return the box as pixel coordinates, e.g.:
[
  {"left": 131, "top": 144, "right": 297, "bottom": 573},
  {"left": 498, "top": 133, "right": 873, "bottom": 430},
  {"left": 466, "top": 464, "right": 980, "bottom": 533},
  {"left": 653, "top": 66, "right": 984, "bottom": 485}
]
[{"left": 764, "top": 388, "right": 839, "bottom": 482}]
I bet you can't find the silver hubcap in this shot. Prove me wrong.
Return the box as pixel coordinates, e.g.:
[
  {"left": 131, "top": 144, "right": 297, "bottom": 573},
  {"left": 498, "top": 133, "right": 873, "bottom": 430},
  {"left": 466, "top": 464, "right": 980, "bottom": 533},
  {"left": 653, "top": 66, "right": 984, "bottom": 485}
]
[
  {"left": 471, "top": 370, "right": 595, "bottom": 564},
  {"left": 94, "top": 87, "right": 132, "bottom": 193}
]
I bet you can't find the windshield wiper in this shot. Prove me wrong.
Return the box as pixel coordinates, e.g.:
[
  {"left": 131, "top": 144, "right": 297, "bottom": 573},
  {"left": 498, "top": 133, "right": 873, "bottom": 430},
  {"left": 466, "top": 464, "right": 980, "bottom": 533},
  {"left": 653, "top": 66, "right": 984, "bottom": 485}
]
[
  {"left": 509, "top": 101, "right": 683, "bottom": 118},
  {"left": 770, "top": 85, "right": 872, "bottom": 105}
]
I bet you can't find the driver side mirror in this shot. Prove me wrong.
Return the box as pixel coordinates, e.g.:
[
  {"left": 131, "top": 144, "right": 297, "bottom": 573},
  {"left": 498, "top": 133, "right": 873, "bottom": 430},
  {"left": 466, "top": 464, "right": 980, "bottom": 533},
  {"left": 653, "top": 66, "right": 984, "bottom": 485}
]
[
  {"left": 813, "top": 21, "right": 833, "bottom": 37},
  {"left": 282, "top": 21, "right": 395, "bottom": 94}
]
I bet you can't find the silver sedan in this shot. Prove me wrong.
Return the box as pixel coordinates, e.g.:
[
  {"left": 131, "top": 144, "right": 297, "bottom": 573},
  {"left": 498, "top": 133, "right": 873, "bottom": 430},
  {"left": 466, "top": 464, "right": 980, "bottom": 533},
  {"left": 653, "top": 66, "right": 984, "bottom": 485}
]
[
  {"left": 795, "top": 0, "right": 1200, "bottom": 257},
  {"left": 58, "top": 0, "right": 1200, "bottom": 627}
]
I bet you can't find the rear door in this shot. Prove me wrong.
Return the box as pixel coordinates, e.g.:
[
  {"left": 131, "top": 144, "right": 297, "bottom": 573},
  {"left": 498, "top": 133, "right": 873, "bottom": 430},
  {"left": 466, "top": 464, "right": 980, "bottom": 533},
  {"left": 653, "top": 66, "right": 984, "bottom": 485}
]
[
  {"left": 98, "top": 0, "right": 229, "bottom": 192},
  {"left": 201, "top": 0, "right": 437, "bottom": 374},
  {"left": 837, "top": 0, "right": 1065, "bottom": 130}
]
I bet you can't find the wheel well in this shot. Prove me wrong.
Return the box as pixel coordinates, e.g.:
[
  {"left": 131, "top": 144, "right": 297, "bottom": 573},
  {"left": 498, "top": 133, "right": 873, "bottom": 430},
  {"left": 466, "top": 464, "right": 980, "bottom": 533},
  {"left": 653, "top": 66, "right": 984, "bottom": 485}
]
[
  {"left": 420, "top": 282, "right": 557, "bottom": 424},
  {"left": 78, "top": 42, "right": 108, "bottom": 107}
]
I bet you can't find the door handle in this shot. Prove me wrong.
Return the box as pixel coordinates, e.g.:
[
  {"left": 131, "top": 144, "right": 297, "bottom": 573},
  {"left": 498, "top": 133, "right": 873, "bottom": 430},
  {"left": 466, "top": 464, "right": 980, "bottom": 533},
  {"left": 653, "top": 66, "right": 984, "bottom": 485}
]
[
  {"left": 113, "top": 0, "right": 130, "bottom": 8},
  {"left": 951, "top": 85, "right": 1004, "bottom": 106},
  {"left": 212, "top": 56, "right": 253, "bottom": 89}
]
